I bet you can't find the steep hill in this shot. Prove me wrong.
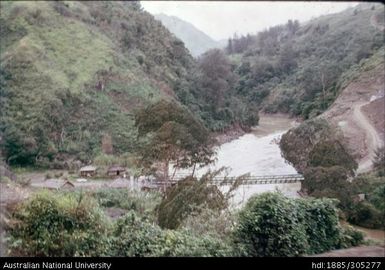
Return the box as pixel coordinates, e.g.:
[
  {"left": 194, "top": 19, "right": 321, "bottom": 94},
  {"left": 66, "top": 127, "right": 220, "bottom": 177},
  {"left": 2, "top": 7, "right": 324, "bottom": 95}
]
[
  {"left": 227, "top": 3, "right": 384, "bottom": 120},
  {"left": 154, "top": 14, "right": 224, "bottom": 57},
  {"left": 0, "top": 1, "right": 196, "bottom": 166},
  {"left": 320, "top": 49, "right": 384, "bottom": 172}
]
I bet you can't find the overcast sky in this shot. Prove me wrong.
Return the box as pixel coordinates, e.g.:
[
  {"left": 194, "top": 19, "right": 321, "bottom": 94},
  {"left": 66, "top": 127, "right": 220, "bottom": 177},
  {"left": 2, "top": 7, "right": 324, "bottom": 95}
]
[{"left": 141, "top": 1, "right": 360, "bottom": 41}]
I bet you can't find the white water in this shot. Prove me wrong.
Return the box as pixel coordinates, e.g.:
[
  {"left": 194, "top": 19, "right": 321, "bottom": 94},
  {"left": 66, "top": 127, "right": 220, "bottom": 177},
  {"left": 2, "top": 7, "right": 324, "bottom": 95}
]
[{"left": 173, "top": 129, "right": 301, "bottom": 208}]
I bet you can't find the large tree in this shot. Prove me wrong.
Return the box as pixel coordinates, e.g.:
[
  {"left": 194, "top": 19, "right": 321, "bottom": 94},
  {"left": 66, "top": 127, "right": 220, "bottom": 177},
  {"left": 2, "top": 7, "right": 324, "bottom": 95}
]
[{"left": 134, "top": 100, "right": 215, "bottom": 180}]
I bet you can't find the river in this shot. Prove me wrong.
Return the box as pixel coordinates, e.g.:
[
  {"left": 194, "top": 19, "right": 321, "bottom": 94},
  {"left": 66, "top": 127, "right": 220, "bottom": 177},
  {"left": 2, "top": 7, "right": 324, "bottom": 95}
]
[{"left": 173, "top": 114, "right": 302, "bottom": 207}]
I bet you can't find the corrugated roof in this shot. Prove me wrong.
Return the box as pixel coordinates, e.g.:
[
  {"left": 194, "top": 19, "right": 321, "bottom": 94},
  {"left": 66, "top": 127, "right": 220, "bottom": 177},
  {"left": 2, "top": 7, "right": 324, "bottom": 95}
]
[{"left": 80, "top": 165, "right": 97, "bottom": 172}]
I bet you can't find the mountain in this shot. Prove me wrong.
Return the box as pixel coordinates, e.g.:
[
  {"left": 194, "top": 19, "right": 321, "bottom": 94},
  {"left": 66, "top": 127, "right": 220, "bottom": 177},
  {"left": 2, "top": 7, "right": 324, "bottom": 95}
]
[
  {"left": 0, "top": 1, "right": 196, "bottom": 166},
  {"left": 154, "top": 14, "right": 224, "bottom": 57},
  {"left": 1, "top": 1, "right": 383, "bottom": 169},
  {"left": 225, "top": 3, "right": 384, "bottom": 120}
]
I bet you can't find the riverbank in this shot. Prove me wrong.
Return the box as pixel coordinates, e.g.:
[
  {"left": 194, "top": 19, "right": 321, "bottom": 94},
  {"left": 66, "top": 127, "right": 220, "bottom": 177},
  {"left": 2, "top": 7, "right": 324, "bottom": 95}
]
[{"left": 214, "top": 113, "right": 300, "bottom": 145}]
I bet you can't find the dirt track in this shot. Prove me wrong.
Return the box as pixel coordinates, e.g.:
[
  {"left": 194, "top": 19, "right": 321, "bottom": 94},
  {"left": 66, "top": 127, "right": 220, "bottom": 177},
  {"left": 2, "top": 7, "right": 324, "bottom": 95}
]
[{"left": 354, "top": 101, "right": 384, "bottom": 173}]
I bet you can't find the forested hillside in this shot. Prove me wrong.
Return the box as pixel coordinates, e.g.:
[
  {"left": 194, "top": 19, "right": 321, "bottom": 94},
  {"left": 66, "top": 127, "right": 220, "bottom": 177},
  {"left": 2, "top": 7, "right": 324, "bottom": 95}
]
[
  {"left": 1, "top": 1, "right": 383, "bottom": 169},
  {"left": 225, "top": 3, "right": 384, "bottom": 119},
  {"left": 0, "top": 1, "right": 256, "bottom": 167}
]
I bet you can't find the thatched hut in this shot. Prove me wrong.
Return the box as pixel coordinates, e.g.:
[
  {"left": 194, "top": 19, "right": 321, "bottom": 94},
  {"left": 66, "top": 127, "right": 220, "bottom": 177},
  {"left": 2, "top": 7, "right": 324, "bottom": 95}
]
[
  {"left": 107, "top": 166, "right": 126, "bottom": 177},
  {"left": 79, "top": 165, "right": 97, "bottom": 177}
]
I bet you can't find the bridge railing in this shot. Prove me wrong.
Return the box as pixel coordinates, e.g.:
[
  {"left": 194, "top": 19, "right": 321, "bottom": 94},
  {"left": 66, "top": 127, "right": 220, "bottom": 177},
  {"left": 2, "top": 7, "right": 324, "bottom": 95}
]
[{"left": 141, "top": 174, "right": 304, "bottom": 190}]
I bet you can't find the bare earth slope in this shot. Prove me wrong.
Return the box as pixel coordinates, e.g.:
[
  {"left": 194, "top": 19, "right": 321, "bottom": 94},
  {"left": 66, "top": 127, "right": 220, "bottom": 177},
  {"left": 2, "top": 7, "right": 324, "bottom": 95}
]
[{"left": 320, "top": 61, "right": 384, "bottom": 173}]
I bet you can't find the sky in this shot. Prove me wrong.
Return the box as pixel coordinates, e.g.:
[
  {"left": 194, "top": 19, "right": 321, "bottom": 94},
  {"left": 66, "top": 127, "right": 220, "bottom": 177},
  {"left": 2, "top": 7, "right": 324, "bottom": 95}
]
[{"left": 141, "top": 1, "right": 360, "bottom": 41}]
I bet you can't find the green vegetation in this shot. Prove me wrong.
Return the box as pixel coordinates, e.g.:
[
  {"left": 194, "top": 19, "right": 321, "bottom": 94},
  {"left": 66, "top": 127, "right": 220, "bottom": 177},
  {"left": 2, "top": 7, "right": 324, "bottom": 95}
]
[
  {"left": 8, "top": 191, "right": 111, "bottom": 256},
  {"left": 134, "top": 100, "right": 215, "bottom": 178},
  {"left": 225, "top": 3, "right": 384, "bottom": 119},
  {"left": 280, "top": 118, "right": 340, "bottom": 173},
  {"left": 232, "top": 193, "right": 362, "bottom": 257},
  {"left": 0, "top": 1, "right": 261, "bottom": 168},
  {"left": 157, "top": 175, "right": 227, "bottom": 229},
  {"left": 7, "top": 181, "right": 364, "bottom": 257},
  {"left": 280, "top": 119, "right": 383, "bottom": 229}
]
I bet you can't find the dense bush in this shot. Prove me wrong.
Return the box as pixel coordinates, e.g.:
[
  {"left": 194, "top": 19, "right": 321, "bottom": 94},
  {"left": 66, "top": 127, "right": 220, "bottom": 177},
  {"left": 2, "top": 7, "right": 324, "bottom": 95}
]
[
  {"left": 232, "top": 193, "right": 362, "bottom": 256},
  {"left": 347, "top": 201, "right": 384, "bottom": 229},
  {"left": 156, "top": 229, "right": 231, "bottom": 257},
  {"left": 279, "top": 118, "right": 337, "bottom": 173},
  {"left": 233, "top": 193, "right": 309, "bottom": 257},
  {"left": 110, "top": 211, "right": 163, "bottom": 257},
  {"left": 308, "top": 140, "right": 358, "bottom": 176},
  {"left": 303, "top": 166, "right": 351, "bottom": 200},
  {"left": 8, "top": 191, "right": 110, "bottom": 256},
  {"left": 110, "top": 211, "right": 231, "bottom": 257},
  {"left": 296, "top": 197, "right": 344, "bottom": 254},
  {"left": 229, "top": 4, "right": 384, "bottom": 118}
]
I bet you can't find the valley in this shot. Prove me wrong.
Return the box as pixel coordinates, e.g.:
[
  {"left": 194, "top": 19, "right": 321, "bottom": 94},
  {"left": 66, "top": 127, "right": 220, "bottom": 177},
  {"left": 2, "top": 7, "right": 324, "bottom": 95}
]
[{"left": 0, "top": 1, "right": 384, "bottom": 259}]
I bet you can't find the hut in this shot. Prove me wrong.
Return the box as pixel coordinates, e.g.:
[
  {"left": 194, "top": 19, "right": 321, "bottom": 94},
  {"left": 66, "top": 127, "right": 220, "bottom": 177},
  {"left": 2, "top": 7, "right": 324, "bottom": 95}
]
[
  {"left": 107, "top": 166, "right": 126, "bottom": 177},
  {"left": 79, "top": 165, "right": 97, "bottom": 177}
]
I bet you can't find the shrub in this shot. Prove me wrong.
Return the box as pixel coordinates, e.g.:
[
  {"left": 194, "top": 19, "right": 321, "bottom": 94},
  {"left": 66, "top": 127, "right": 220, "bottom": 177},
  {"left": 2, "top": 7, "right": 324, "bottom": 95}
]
[
  {"left": 156, "top": 229, "right": 231, "bottom": 257},
  {"left": 338, "top": 226, "right": 365, "bottom": 248},
  {"left": 368, "top": 184, "right": 385, "bottom": 212},
  {"left": 296, "top": 198, "right": 343, "bottom": 254},
  {"left": 303, "top": 166, "right": 350, "bottom": 196},
  {"left": 110, "top": 211, "right": 163, "bottom": 257},
  {"left": 308, "top": 140, "right": 357, "bottom": 176},
  {"left": 110, "top": 211, "right": 231, "bottom": 257},
  {"left": 232, "top": 193, "right": 309, "bottom": 257},
  {"left": 180, "top": 206, "right": 235, "bottom": 239},
  {"left": 8, "top": 191, "right": 110, "bottom": 256},
  {"left": 347, "top": 201, "right": 384, "bottom": 229},
  {"left": 232, "top": 193, "right": 362, "bottom": 256}
]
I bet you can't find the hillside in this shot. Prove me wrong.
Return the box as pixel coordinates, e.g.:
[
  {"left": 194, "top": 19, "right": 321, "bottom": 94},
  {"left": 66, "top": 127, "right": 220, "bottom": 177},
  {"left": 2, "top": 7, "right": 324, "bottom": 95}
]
[
  {"left": 1, "top": 1, "right": 384, "bottom": 170},
  {"left": 0, "top": 1, "right": 196, "bottom": 166},
  {"left": 320, "top": 49, "right": 384, "bottom": 172},
  {"left": 0, "top": 1, "right": 258, "bottom": 168},
  {"left": 226, "top": 3, "right": 384, "bottom": 120},
  {"left": 154, "top": 14, "right": 224, "bottom": 57}
]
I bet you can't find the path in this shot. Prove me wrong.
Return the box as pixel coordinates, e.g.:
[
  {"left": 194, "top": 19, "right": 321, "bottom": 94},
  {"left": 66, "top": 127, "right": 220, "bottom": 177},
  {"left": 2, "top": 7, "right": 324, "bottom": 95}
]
[{"left": 354, "top": 101, "right": 383, "bottom": 173}]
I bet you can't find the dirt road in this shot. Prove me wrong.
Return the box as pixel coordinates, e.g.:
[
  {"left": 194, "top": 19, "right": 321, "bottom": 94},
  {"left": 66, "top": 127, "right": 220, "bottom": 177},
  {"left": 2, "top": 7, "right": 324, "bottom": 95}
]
[{"left": 354, "top": 101, "right": 384, "bottom": 173}]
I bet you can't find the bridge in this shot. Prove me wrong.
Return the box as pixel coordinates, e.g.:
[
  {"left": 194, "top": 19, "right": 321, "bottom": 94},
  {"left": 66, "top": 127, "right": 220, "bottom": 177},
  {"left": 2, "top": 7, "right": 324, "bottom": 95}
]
[{"left": 142, "top": 174, "right": 304, "bottom": 190}]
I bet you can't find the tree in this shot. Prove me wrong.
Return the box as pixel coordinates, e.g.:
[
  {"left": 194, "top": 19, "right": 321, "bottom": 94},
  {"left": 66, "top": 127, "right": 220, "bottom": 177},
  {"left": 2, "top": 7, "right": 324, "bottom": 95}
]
[
  {"left": 134, "top": 100, "right": 215, "bottom": 180},
  {"left": 233, "top": 192, "right": 309, "bottom": 257},
  {"left": 308, "top": 140, "right": 358, "bottom": 176},
  {"left": 198, "top": 49, "right": 235, "bottom": 107},
  {"left": 373, "top": 146, "right": 385, "bottom": 176},
  {"left": 157, "top": 174, "right": 227, "bottom": 229},
  {"left": 232, "top": 192, "right": 360, "bottom": 256}
]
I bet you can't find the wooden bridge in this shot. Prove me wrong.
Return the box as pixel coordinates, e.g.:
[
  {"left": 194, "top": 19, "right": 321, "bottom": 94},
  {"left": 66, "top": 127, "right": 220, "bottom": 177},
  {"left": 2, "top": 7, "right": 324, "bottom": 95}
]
[{"left": 141, "top": 174, "right": 304, "bottom": 190}]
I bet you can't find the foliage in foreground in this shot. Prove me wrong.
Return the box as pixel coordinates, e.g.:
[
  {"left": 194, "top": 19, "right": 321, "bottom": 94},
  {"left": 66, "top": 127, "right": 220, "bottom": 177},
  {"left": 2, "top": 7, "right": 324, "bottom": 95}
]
[
  {"left": 7, "top": 189, "right": 365, "bottom": 257},
  {"left": 8, "top": 191, "right": 111, "bottom": 256},
  {"left": 232, "top": 193, "right": 363, "bottom": 257},
  {"left": 111, "top": 211, "right": 231, "bottom": 257}
]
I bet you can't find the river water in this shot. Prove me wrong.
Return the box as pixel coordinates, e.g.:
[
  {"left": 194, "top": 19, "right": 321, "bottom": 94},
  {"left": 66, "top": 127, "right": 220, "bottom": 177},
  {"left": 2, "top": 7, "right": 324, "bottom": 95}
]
[{"left": 173, "top": 115, "right": 302, "bottom": 208}]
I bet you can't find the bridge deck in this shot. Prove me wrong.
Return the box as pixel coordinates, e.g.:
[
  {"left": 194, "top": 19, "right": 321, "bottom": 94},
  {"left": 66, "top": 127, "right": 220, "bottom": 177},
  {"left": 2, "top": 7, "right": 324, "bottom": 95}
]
[{"left": 143, "top": 174, "right": 304, "bottom": 189}]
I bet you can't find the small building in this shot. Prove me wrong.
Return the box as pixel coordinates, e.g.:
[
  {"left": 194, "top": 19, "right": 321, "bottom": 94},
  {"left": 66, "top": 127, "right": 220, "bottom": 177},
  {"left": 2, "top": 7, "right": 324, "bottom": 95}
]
[
  {"left": 107, "top": 166, "right": 126, "bottom": 177},
  {"left": 79, "top": 165, "right": 97, "bottom": 177}
]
